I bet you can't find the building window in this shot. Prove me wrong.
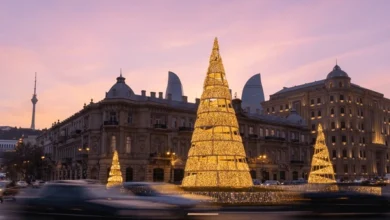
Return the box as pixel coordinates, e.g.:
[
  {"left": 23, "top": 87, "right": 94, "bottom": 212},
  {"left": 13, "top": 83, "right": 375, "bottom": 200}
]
[
  {"left": 317, "top": 98, "right": 321, "bottom": 104},
  {"left": 342, "top": 149, "right": 347, "bottom": 158},
  {"left": 331, "top": 122, "right": 335, "bottom": 129},
  {"left": 110, "top": 112, "right": 117, "bottom": 122},
  {"left": 285, "top": 104, "right": 289, "bottom": 110},
  {"left": 342, "top": 135, "right": 347, "bottom": 143},
  {"left": 344, "top": 164, "right": 348, "bottom": 173},
  {"left": 280, "top": 105, "right": 283, "bottom": 111},
  {"left": 340, "top": 107, "right": 345, "bottom": 114},
  {"left": 128, "top": 113, "right": 132, "bottom": 124},
  {"left": 341, "top": 121, "right": 346, "bottom": 129},
  {"left": 311, "top": 124, "right": 316, "bottom": 131},
  {"left": 340, "top": 95, "right": 344, "bottom": 101},
  {"left": 111, "top": 136, "right": 116, "bottom": 152},
  {"left": 332, "top": 150, "right": 337, "bottom": 158},
  {"left": 311, "top": 111, "right": 315, "bottom": 118},
  {"left": 317, "top": 110, "right": 321, "bottom": 117},
  {"left": 310, "top": 99, "right": 314, "bottom": 105},
  {"left": 126, "top": 136, "right": 131, "bottom": 153},
  {"left": 339, "top": 82, "right": 343, "bottom": 88},
  {"left": 259, "top": 128, "right": 264, "bottom": 137},
  {"left": 351, "top": 150, "right": 355, "bottom": 158},
  {"left": 331, "top": 108, "right": 335, "bottom": 115},
  {"left": 249, "top": 126, "right": 254, "bottom": 135},
  {"left": 172, "top": 118, "right": 177, "bottom": 128},
  {"left": 362, "top": 165, "right": 366, "bottom": 173},
  {"left": 265, "top": 129, "right": 269, "bottom": 136},
  {"left": 330, "top": 95, "right": 334, "bottom": 102},
  {"left": 332, "top": 136, "right": 336, "bottom": 143}
]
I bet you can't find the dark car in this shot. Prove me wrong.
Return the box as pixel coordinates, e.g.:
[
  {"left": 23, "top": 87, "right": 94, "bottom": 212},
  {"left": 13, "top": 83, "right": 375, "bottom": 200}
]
[
  {"left": 301, "top": 190, "right": 390, "bottom": 214},
  {"left": 13, "top": 182, "right": 184, "bottom": 219}
]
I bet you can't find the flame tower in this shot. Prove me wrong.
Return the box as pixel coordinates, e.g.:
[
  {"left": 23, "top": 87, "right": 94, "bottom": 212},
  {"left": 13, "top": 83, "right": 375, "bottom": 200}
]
[
  {"left": 308, "top": 124, "right": 336, "bottom": 183},
  {"left": 182, "top": 38, "right": 253, "bottom": 188},
  {"left": 30, "top": 73, "right": 38, "bottom": 130}
]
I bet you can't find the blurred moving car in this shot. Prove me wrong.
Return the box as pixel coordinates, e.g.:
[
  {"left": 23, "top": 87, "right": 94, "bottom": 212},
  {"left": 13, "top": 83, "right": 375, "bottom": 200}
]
[
  {"left": 16, "top": 181, "right": 28, "bottom": 188},
  {"left": 301, "top": 191, "right": 390, "bottom": 214},
  {"left": 121, "top": 182, "right": 217, "bottom": 211},
  {"left": 14, "top": 181, "right": 186, "bottom": 219},
  {"left": 263, "top": 180, "right": 280, "bottom": 186},
  {"left": 32, "top": 180, "right": 45, "bottom": 188}
]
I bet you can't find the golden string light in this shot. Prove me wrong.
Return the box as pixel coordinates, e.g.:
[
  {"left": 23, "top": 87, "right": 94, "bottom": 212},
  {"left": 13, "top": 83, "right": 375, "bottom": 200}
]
[
  {"left": 182, "top": 38, "right": 253, "bottom": 188},
  {"left": 106, "top": 150, "right": 123, "bottom": 188},
  {"left": 308, "top": 124, "right": 337, "bottom": 184}
]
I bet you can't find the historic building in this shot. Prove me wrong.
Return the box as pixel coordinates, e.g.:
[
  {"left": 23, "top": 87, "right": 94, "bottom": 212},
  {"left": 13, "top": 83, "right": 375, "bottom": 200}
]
[
  {"left": 262, "top": 64, "right": 390, "bottom": 180},
  {"left": 37, "top": 72, "right": 311, "bottom": 184}
]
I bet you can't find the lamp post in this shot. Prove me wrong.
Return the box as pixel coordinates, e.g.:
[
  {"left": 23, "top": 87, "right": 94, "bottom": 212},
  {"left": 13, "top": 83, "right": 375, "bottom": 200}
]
[
  {"left": 257, "top": 154, "right": 267, "bottom": 182},
  {"left": 78, "top": 147, "right": 90, "bottom": 179},
  {"left": 166, "top": 150, "right": 176, "bottom": 183}
]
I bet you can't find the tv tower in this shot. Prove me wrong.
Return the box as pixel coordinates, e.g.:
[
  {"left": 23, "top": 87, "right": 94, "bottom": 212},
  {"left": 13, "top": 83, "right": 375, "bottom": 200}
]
[{"left": 30, "top": 73, "right": 38, "bottom": 130}]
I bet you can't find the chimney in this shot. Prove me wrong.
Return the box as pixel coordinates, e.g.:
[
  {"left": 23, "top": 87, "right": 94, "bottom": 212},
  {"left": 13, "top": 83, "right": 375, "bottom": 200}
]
[
  {"left": 168, "top": 93, "right": 172, "bottom": 101},
  {"left": 195, "top": 98, "right": 200, "bottom": 105},
  {"left": 141, "top": 90, "right": 146, "bottom": 96},
  {"left": 182, "top": 96, "right": 188, "bottom": 103},
  {"left": 158, "top": 92, "right": 163, "bottom": 99},
  {"left": 151, "top": 92, "right": 156, "bottom": 98}
]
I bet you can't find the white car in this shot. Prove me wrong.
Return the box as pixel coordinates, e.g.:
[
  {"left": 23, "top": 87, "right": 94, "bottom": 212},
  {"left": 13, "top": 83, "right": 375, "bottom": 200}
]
[
  {"left": 16, "top": 181, "right": 28, "bottom": 188},
  {"left": 32, "top": 180, "right": 45, "bottom": 188}
]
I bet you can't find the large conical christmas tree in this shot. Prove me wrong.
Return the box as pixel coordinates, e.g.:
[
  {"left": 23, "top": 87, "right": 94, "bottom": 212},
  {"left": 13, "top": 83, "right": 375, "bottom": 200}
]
[
  {"left": 308, "top": 124, "right": 336, "bottom": 184},
  {"left": 182, "top": 38, "right": 253, "bottom": 188},
  {"left": 106, "top": 150, "right": 123, "bottom": 188}
]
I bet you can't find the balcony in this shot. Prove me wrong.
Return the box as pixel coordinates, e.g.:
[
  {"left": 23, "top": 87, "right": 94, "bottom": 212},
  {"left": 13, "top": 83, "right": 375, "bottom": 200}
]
[
  {"left": 178, "top": 126, "right": 194, "bottom": 132},
  {"left": 265, "top": 136, "right": 286, "bottom": 141},
  {"left": 290, "top": 160, "right": 305, "bottom": 165},
  {"left": 154, "top": 124, "right": 167, "bottom": 129},
  {"left": 104, "top": 121, "right": 119, "bottom": 126}
]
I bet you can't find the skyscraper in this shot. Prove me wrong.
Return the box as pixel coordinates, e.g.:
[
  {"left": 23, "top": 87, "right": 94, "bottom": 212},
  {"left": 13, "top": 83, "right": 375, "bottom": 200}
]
[{"left": 30, "top": 73, "right": 38, "bottom": 130}]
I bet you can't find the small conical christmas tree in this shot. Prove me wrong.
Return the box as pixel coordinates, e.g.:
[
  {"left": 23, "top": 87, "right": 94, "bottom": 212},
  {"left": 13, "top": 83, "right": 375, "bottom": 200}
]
[
  {"left": 106, "top": 150, "right": 123, "bottom": 188},
  {"left": 181, "top": 38, "right": 253, "bottom": 188},
  {"left": 308, "top": 124, "right": 336, "bottom": 184}
]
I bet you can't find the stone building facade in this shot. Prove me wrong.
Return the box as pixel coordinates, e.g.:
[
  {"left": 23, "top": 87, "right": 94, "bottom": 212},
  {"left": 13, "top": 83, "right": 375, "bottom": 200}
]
[
  {"left": 37, "top": 74, "right": 311, "bottom": 184},
  {"left": 262, "top": 64, "right": 390, "bottom": 180}
]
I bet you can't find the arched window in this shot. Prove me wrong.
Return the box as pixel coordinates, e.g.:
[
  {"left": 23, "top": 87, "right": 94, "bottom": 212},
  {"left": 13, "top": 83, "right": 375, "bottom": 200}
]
[
  {"left": 292, "top": 171, "right": 298, "bottom": 180},
  {"left": 126, "top": 137, "right": 131, "bottom": 153},
  {"left": 90, "top": 168, "right": 98, "bottom": 180},
  {"left": 340, "top": 107, "right": 345, "bottom": 114},
  {"left": 250, "top": 170, "right": 256, "bottom": 179},
  {"left": 153, "top": 168, "right": 164, "bottom": 182},
  {"left": 125, "top": 167, "right": 133, "bottom": 182},
  {"left": 173, "top": 169, "right": 185, "bottom": 182}
]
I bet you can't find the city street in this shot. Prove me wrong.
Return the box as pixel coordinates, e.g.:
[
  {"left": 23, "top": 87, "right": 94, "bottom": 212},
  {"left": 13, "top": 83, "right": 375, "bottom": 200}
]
[{"left": 1, "top": 201, "right": 389, "bottom": 220}]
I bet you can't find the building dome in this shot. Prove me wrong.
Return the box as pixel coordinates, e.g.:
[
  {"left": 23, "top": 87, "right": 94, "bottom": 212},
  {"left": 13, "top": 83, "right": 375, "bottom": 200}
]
[
  {"left": 286, "top": 109, "right": 305, "bottom": 125},
  {"left": 105, "top": 73, "right": 135, "bottom": 99},
  {"left": 326, "top": 64, "right": 349, "bottom": 79}
]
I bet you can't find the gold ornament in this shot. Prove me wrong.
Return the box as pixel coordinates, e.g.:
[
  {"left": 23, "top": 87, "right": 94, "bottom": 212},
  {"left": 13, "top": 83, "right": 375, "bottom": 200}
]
[
  {"left": 182, "top": 38, "right": 253, "bottom": 188},
  {"left": 308, "top": 124, "right": 337, "bottom": 184},
  {"left": 106, "top": 150, "right": 123, "bottom": 188}
]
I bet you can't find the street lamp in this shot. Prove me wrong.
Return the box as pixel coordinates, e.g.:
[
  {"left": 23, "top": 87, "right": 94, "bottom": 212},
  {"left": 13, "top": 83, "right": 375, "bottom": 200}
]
[
  {"left": 166, "top": 149, "right": 176, "bottom": 183},
  {"left": 257, "top": 154, "right": 267, "bottom": 182}
]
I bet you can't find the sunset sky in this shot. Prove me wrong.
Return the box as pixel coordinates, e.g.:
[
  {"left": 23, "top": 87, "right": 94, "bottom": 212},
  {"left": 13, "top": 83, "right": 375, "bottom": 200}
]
[{"left": 1, "top": 0, "right": 390, "bottom": 129}]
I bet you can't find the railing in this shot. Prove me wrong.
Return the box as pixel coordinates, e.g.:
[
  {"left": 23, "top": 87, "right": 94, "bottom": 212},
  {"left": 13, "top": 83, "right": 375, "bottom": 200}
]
[
  {"left": 178, "top": 127, "right": 194, "bottom": 132},
  {"left": 290, "top": 160, "right": 305, "bottom": 164},
  {"left": 265, "top": 136, "right": 286, "bottom": 141},
  {"left": 104, "top": 121, "right": 119, "bottom": 125},
  {"left": 154, "top": 124, "right": 167, "bottom": 129}
]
